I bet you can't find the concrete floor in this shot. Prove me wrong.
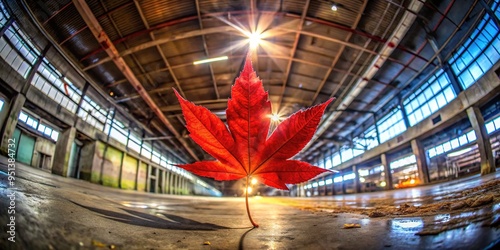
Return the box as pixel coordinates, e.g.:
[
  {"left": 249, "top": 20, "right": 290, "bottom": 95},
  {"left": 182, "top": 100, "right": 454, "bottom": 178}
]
[{"left": 1, "top": 157, "right": 499, "bottom": 249}]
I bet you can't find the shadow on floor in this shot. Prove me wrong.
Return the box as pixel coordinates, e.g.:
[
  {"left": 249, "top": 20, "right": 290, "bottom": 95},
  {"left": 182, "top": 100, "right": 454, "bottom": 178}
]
[{"left": 71, "top": 201, "right": 229, "bottom": 231}]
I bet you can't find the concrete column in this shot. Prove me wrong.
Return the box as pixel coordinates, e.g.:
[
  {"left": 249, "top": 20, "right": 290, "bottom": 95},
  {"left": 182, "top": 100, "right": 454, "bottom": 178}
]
[
  {"left": 135, "top": 159, "right": 141, "bottom": 191},
  {"left": 165, "top": 170, "right": 170, "bottom": 194},
  {"left": 411, "top": 139, "right": 430, "bottom": 184},
  {"left": 146, "top": 164, "right": 151, "bottom": 192},
  {"left": 118, "top": 152, "right": 125, "bottom": 188},
  {"left": 169, "top": 171, "right": 174, "bottom": 194},
  {"left": 181, "top": 177, "right": 186, "bottom": 195},
  {"left": 175, "top": 174, "right": 180, "bottom": 194},
  {"left": 467, "top": 107, "right": 496, "bottom": 175},
  {"left": 161, "top": 169, "right": 166, "bottom": 194},
  {"left": 381, "top": 153, "right": 393, "bottom": 190},
  {"left": 154, "top": 167, "right": 159, "bottom": 193},
  {"left": 353, "top": 165, "right": 361, "bottom": 193},
  {"left": 0, "top": 94, "right": 26, "bottom": 155},
  {"left": 52, "top": 127, "right": 76, "bottom": 177},
  {"left": 330, "top": 178, "right": 336, "bottom": 196}
]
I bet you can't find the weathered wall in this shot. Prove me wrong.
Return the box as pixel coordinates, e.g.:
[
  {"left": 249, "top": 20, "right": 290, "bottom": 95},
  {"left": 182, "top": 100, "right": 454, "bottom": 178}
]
[
  {"left": 79, "top": 141, "right": 96, "bottom": 181},
  {"left": 137, "top": 161, "right": 147, "bottom": 192},
  {"left": 95, "top": 141, "right": 121, "bottom": 188},
  {"left": 32, "top": 136, "right": 56, "bottom": 170},
  {"left": 121, "top": 154, "right": 138, "bottom": 190}
]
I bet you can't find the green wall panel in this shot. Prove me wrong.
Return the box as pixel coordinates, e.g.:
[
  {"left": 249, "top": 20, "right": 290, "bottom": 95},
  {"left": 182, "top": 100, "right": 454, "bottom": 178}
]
[
  {"left": 17, "top": 133, "right": 35, "bottom": 165},
  {"left": 101, "top": 145, "right": 121, "bottom": 188},
  {"left": 121, "top": 154, "right": 138, "bottom": 190},
  {"left": 137, "top": 162, "right": 147, "bottom": 192}
]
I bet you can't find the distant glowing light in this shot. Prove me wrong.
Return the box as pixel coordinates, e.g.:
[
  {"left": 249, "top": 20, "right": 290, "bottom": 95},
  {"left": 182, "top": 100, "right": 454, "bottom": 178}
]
[
  {"left": 409, "top": 179, "right": 416, "bottom": 185},
  {"left": 380, "top": 181, "right": 387, "bottom": 187},
  {"left": 359, "top": 177, "right": 366, "bottom": 183},
  {"left": 248, "top": 32, "right": 262, "bottom": 48},
  {"left": 271, "top": 113, "right": 281, "bottom": 122},
  {"left": 331, "top": 4, "right": 338, "bottom": 11},
  {"left": 251, "top": 178, "right": 258, "bottom": 185},
  {"left": 193, "top": 56, "right": 228, "bottom": 65},
  {"left": 246, "top": 186, "right": 253, "bottom": 194}
]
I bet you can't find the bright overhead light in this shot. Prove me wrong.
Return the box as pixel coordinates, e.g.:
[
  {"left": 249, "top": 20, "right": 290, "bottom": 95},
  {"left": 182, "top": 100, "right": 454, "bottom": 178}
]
[
  {"left": 331, "top": 4, "right": 338, "bottom": 11},
  {"left": 248, "top": 32, "right": 262, "bottom": 48},
  {"left": 193, "top": 56, "right": 228, "bottom": 65},
  {"left": 251, "top": 178, "right": 258, "bottom": 185},
  {"left": 270, "top": 113, "right": 281, "bottom": 122}
]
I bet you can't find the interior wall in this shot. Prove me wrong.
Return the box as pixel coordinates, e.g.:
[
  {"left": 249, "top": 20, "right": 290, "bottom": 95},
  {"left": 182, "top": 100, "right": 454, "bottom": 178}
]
[
  {"left": 79, "top": 141, "right": 96, "bottom": 181},
  {"left": 32, "top": 136, "right": 56, "bottom": 170},
  {"left": 121, "top": 154, "right": 138, "bottom": 190}
]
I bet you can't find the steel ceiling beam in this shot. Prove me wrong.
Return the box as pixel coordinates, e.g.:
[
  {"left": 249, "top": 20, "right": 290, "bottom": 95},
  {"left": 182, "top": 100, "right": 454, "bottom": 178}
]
[
  {"left": 133, "top": 0, "right": 186, "bottom": 98},
  {"left": 79, "top": 9, "right": 427, "bottom": 68},
  {"left": 310, "top": 0, "right": 369, "bottom": 105},
  {"left": 275, "top": 0, "right": 311, "bottom": 113},
  {"left": 72, "top": 0, "right": 199, "bottom": 161},
  {"left": 195, "top": 0, "right": 220, "bottom": 99},
  {"left": 302, "top": 0, "right": 425, "bottom": 154}
]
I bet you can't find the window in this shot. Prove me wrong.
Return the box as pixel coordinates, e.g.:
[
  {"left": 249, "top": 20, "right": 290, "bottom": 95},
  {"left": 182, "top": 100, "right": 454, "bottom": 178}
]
[
  {"left": 0, "top": 98, "right": 4, "bottom": 111},
  {"left": 127, "top": 132, "right": 142, "bottom": 153},
  {"left": 141, "top": 142, "right": 152, "bottom": 159},
  {"left": 390, "top": 155, "right": 416, "bottom": 170},
  {"left": 18, "top": 111, "right": 28, "bottom": 123},
  {"left": 377, "top": 108, "right": 407, "bottom": 143},
  {"left": 485, "top": 115, "right": 500, "bottom": 134},
  {"left": 427, "top": 130, "right": 477, "bottom": 158},
  {"left": 340, "top": 148, "right": 353, "bottom": 162},
  {"left": 332, "top": 153, "right": 341, "bottom": 167},
  {"left": 403, "top": 69, "right": 456, "bottom": 126},
  {"left": 18, "top": 110, "right": 60, "bottom": 141},
  {"left": 449, "top": 1, "right": 500, "bottom": 89},
  {"left": 353, "top": 125, "right": 379, "bottom": 150}
]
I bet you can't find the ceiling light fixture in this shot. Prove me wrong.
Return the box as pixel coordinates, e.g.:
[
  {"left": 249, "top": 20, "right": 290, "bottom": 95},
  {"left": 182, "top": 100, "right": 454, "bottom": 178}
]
[
  {"left": 270, "top": 113, "right": 281, "bottom": 122},
  {"left": 331, "top": 4, "right": 338, "bottom": 11},
  {"left": 248, "top": 32, "right": 262, "bottom": 48},
  {"left": 193, "top": 56, "right": 228, "bottom": 65}
]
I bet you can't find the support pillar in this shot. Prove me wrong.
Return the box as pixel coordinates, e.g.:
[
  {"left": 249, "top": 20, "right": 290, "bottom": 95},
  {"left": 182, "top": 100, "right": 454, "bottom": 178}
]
[
  {"left": 182, "top": 177, "right": 186, "bottom": 195},
  {"left": 467, "top": 107, "right": 496, "bottom": 174},
  {"left": 175, "top": 174, "right": 181, "bottom": 194},
  {"left": 321, "top": 176, "right": 326, "bottom": 196},
  {"left": 331, "top": 178, "right": 336, "bottom": 196},
  {"left": 154, "top": 167, "right": 159, "bottom": 193},
  {"left": 0, "top": 94, "right": 26, "bottom": 155},
  {"left": 411, "top": 139, "right": 431, "bottom": 184},
  {"left": 146, "top": 164, "right": 151, "bottom": 192},
  {"left": 169, "top": 171, "right": 174, "bottom": 194},
  {"left": 52, "top": 127, "right": 76, "bottom": 177},
  {"left": 135, "top": 159, "right": 141, "bottom": 191},
  {"left": 353, "top": 165, "right": 361, "bottom": 193},
  {"left": 165, "top": 170, "right": 170, "bottom": 194},
  {"left": 381, "top": 153, "right": 393, "bottom": 190}
]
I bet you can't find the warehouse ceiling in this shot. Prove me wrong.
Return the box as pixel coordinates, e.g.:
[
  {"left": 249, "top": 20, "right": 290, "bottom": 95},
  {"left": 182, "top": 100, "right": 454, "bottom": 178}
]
[{"left": 16, "top": 0, "right": 475, "bottom": 163}]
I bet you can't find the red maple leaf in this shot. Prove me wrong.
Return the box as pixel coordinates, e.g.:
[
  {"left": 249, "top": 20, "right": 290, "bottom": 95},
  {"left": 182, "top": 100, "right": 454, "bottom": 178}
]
[{"left": 174, "top": 54, "right": 333, "bottom": 227}]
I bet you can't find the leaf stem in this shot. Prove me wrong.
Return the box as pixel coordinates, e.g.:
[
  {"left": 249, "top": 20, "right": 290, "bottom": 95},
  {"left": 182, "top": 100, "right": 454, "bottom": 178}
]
[{"left": 245, "top": 176, "right": 259, "bottom": 228}]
